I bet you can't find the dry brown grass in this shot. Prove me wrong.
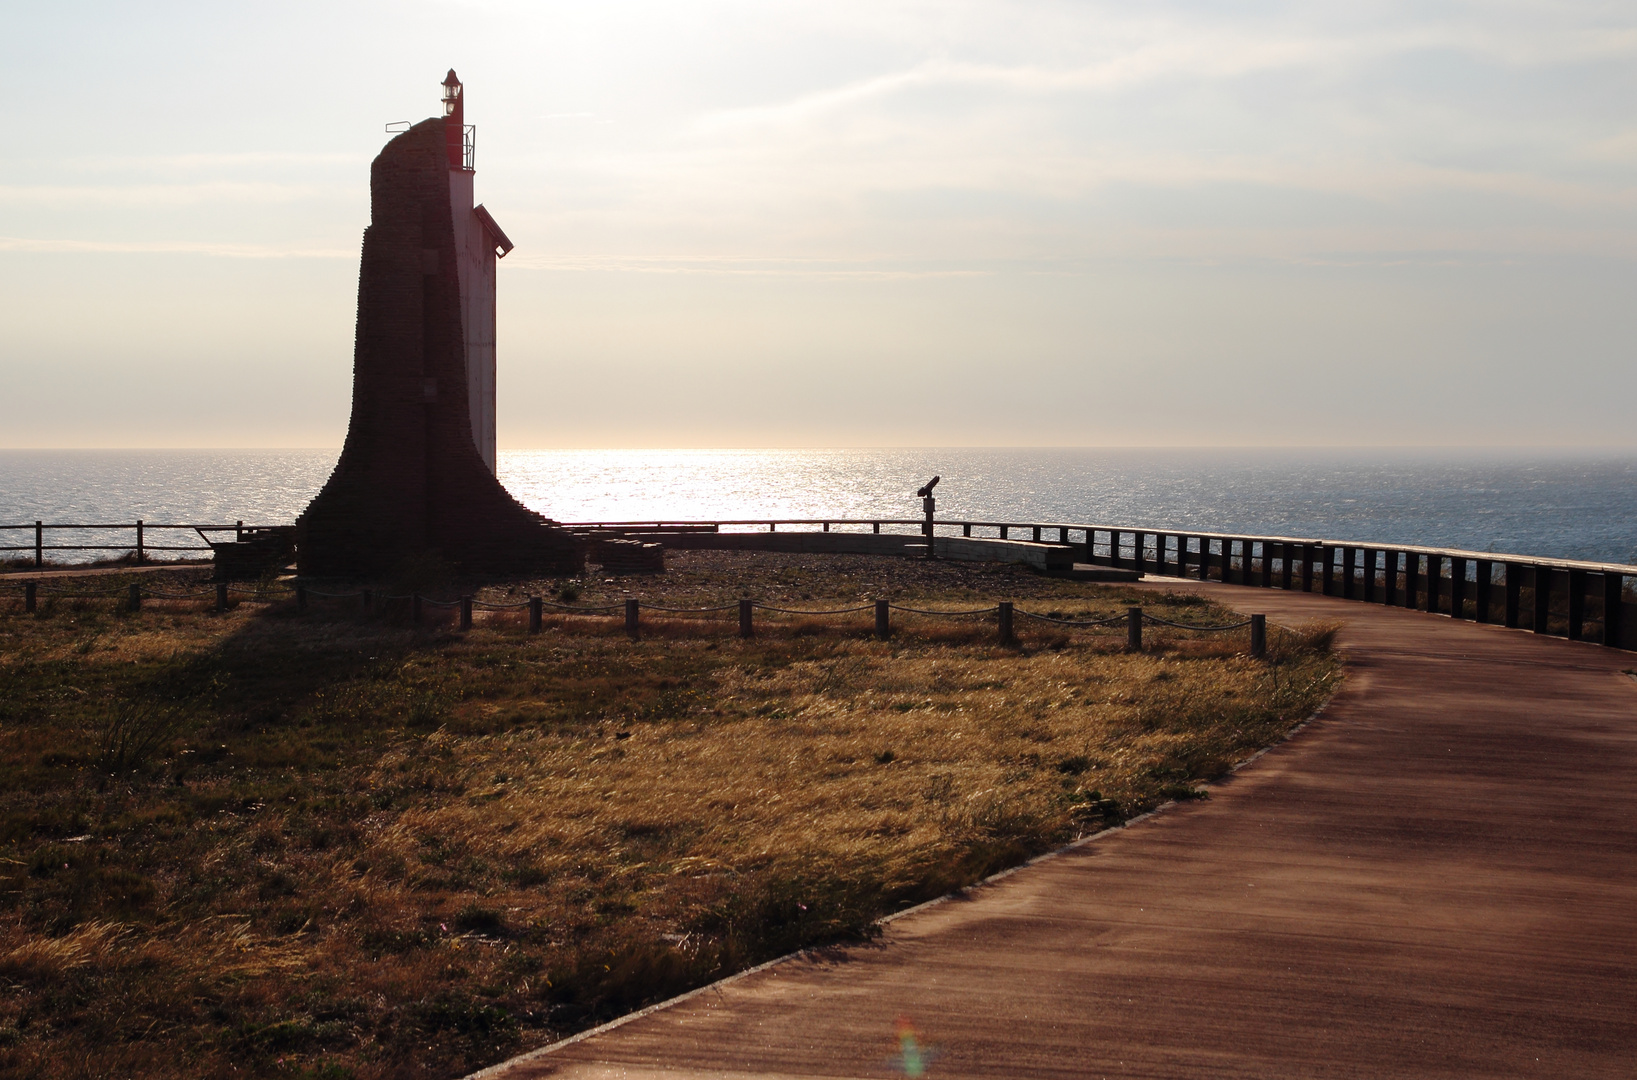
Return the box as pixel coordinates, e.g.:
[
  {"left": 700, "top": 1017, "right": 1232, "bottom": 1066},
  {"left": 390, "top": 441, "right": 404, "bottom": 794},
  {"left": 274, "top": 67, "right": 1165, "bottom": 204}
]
[{"left": 0, "top": 554, "right": 1337, "bottom": 1080}]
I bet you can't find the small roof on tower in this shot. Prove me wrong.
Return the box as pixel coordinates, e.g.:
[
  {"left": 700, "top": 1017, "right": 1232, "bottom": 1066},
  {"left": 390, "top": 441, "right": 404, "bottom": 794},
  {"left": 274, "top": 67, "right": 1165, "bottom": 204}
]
[{"left": 473, "top": 204, "right": 514, "bottom": 258}]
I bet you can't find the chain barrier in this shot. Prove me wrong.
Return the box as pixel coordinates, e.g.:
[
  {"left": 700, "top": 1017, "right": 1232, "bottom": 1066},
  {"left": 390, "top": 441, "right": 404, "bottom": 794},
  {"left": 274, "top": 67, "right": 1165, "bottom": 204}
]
[
  {"left": 1142, "top": 615, "right": 1253, "bottom": 631},
  {"left": 751, "top": 603, "right": 876, "bottom": 616},
  {"left": 1014, "top": 609, "right": 1129, "bottom": 627},
  {"left": 644, "top": 603, "right": 741, "bottom": 614},
  {"left": 888, "top": 604, "right": 1000, "bottom": 617}
]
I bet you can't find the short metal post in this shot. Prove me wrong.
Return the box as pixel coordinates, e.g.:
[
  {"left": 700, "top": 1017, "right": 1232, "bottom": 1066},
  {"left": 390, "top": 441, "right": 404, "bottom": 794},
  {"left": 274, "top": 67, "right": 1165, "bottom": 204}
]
[
  {"left": 1532, "top": 567, "right": 1551, "bottom": 634},
  {"left": 1603, "top": 573, "right": 1624, "bottom": 649},
  {"left": 24, "top": 582, "right": 36, "bottom": 614},
  {"left": 128, "top": 583, "right": 141, "bottom": 613},
  {"left": 412, "top": 594, "right": 422, "bottom": 624},
  {"left": 460, "top": 595, "right": 473, "bottom": 631},
  {"left": 297, "top": 584, "right": 307, "bottom": 612},
  {"left": 136, "top": 520, "right": 145, "bottom": 564},
  {"left": 1127, "top": 606, "right": 1142, "bottom": 652},
  {"left": 997, "top": 601, "right": 1014, "bottom": 644},
  {"left": 1567, "top": 570, "right": 1586, "bottom": 641},
  {"left": 215, "top": 582, "right": 228, "bottom": 612},
  {"left": 625, "top": 598, "right": 639, "bottom": 639},
  {"left": 875, "top": 599, "right": 890, "bottom": 640},
  {"left": 34, "top": 520, "right": 43, "bottom": 568},
  {"left": 529, "top": 597, "right": 543, "bottom": 633},
  {"left": 1250, "top": 614, "right": 1266, "bottom": 659},
  {"left": 1504, "top": 563, "right": 1521, "bottom": 628},
  {"left": 739, "top": 598, "right": 753, "bottom": 638}
]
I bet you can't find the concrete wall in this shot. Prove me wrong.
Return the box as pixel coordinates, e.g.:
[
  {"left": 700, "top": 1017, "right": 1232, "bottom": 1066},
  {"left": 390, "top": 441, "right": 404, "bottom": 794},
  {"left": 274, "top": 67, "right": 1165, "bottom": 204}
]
[
  {"left": 592, "top": 529, "right": 1076, "bottom": 571},
  {"left": 447, "top": 171, "right": 497, "bottom": 474}
]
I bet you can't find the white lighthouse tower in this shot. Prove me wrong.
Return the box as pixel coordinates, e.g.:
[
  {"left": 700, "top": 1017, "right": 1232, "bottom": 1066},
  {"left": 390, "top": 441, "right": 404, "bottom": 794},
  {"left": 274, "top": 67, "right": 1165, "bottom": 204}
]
[{"left": 441, "top": 69, "right": 512, "bottom": 475}]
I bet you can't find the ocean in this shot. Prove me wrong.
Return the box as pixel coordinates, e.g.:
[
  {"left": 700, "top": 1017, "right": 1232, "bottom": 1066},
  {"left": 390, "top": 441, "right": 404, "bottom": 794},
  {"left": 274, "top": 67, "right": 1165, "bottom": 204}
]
[{"left": 2, "top": 448, "right": 1634, "bottom": 567}]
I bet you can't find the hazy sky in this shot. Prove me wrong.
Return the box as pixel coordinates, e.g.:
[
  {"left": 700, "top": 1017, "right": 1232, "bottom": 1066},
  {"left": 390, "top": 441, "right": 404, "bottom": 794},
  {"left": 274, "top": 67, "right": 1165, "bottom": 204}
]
[{"left": 3, "top": 2, "right": 1634, "bottom": 448}]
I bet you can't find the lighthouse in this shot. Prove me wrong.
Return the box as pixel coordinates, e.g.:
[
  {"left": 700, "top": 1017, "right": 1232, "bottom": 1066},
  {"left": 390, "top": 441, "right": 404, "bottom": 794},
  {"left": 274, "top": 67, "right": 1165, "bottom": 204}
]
[
  {"left": 442, "top": 69, "right": 511, "bottom": 474},
  {"left": 295, "top": 72, "right": 577, "bottom": 577}
]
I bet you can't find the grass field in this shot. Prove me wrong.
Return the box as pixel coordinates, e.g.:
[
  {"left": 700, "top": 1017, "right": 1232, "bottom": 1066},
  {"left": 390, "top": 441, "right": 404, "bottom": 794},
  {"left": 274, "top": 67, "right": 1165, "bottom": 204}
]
[{"left": 0, "top": 553, "right": 1338, "bottom": 1080}]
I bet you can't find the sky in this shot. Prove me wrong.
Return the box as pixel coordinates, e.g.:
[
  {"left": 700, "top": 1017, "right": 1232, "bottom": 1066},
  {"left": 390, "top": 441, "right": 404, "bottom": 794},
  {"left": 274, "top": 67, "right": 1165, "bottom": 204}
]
[{"left": 2, "top": 1, "right": 1634, "bottom": 449}]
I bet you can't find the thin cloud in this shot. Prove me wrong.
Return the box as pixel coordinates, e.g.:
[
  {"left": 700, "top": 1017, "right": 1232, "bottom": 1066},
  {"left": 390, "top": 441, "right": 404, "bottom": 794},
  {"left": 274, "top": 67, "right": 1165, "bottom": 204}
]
[{"left": 0, "top": 236, "right": 352, "bottom": 259}]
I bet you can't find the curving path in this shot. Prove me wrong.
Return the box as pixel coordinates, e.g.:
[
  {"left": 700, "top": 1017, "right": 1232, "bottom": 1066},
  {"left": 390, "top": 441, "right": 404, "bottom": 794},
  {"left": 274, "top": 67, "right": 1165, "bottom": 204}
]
[{"left": 474, "top": 582, "right": 1637, "bottom": 1080}]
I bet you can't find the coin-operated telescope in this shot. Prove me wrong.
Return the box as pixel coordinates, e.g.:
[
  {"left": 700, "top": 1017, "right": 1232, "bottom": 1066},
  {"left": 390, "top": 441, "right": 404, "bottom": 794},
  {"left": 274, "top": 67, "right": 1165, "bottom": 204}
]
[{"left": 916, "top": 476, "right": 939, "bottom": 559}]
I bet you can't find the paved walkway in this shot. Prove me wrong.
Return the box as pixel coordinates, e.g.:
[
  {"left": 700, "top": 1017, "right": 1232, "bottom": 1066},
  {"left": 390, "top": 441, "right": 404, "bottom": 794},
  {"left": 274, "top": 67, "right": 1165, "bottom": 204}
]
[{"left": 476, "top": 583, "right": 1637, "bottom": 1080}]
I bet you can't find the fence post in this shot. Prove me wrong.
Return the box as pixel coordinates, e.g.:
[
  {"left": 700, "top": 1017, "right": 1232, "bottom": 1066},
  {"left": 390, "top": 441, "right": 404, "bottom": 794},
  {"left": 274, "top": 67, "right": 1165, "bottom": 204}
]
[
  {"left": 1450, "top": 557, "right": 1467, "bottom": 620},
  {"left": 1127, "top": 606, "right": 1142, "bottom": 652},
  {"left": 128, "top": 583, "right": 141, "bottom": 613},
  {"left": 1404, "top": 554, "right": 1419, "bottom": 610},
  {"left": 529, "top": 597, "right": 543, "bottom": 633},
  {"left": 625, "top": 598, "right": 640, "bottom": 639},
  {"left": 1532, "top": 567, "right": 1551, "bottom": 634},
  {"left": 1384, "top": 551, "right": 1399, "bottom": 606},
  {"left": 1475, "top": 560, "right": 1493, "bottom": 623},
  {"left": 875, "top": 599, "right": 890, "bottom": 640},
  {"left": 24, "top": 582, "right": 36, "bottom": 614},
  {"left": 460, "top": 595, "right": 473, "bottom": 631},
  {"left": 1280, "top": 543, "right": 1293, "bottom": 590},
  {"left": 136, "top": 520, "right": 145, "bottom": 564},
  {"left": 1250, "top": 614, "right": 1266, "bottom": 659},
  {"left": 997, "top": 601, "right": 1014, "bottom": 643},
  {"left": 1504, "top": 563, "right": 1521, "bottom": 628},
  {"left": 1567, "top": 570, "right": 1586, "bottom": 641},
  {"left": 236, "top": 520, "right": 244, "bottom": 543},
  {"left": 297, "top": 584, "right": 307, "bottom": 612},
  {"left": 215, "top": 582, "right": 228, "bottom": 612},
  {"left": 1322, "top": 547, "right": 1334, "bottom": 596},
  {"left": 35, "top": 520, "right": 42, "bottom": 568},
  {"left": 1300, "top": 544, "right": 1314, "bottom": 592},
  {"left": 1362, "top": 549, "right": 1377, "bottom": 602},
  {"left": 412, "top": 594, "right": 422, "bottom": 624},
  {"left": 739, "top": 598, "right": 754, "bottom": 638},
  {"left": 1604, "top": 573, "right": 1624, "bottom": 650}
]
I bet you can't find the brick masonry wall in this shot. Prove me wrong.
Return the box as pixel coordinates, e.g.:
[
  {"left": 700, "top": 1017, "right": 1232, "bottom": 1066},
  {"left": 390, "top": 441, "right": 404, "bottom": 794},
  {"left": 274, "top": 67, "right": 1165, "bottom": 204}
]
[{"left": 297, "top": 119, "right": 581, "bottom": 577}]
